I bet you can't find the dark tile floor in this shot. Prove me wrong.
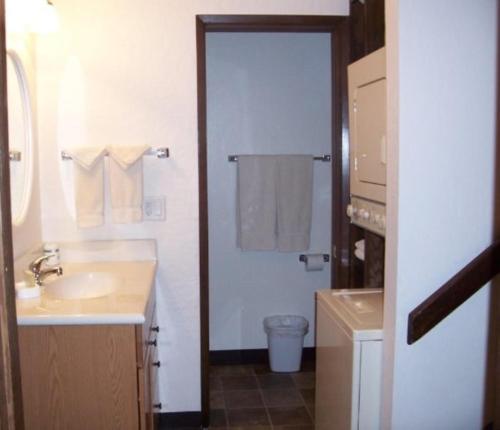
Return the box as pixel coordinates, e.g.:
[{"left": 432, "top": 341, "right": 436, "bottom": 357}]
[{"left": 207, "top": 361, "right": 315, "bottom": 430}]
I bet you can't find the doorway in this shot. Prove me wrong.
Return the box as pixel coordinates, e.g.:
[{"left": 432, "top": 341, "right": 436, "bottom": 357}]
[{"left": 196, "top": 15, "right": 349, "bottom": 427}]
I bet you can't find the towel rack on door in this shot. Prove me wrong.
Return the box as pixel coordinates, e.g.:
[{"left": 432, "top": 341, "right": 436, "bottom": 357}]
[
  {"left": 227, "top": 154, "right": 331, "bottom": 162},
  {"left": 60, "top": 147, "right": 170, "bottom": 161}
]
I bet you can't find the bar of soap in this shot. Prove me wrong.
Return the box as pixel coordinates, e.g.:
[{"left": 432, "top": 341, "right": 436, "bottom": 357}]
[{"left": 16, "top": 284, "right": 41, "bottom": 299}]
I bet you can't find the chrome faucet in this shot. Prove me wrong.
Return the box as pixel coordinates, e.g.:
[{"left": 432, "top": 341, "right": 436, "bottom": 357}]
[{"left": 29, "top": 255, "right": 63, "bottom": 287}]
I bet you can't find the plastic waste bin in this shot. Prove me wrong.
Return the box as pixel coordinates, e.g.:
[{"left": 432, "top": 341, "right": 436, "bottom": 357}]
[{"left": 263, "top": 315, "right": 309, "bottom": 372}]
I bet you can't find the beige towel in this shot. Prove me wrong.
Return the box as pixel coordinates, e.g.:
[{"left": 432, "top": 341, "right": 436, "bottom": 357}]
[
  {"left": 65, "top": 147, "right": 106, "bottom": 228},
  {"left": 276, "top": 155, "right": 313, "bottom": 252},
  {"left": 107, "top": 145, "right": 150, "bottom": 223},
  {"left": 237, "top": 155, "right": 277, "bottom": 251}
]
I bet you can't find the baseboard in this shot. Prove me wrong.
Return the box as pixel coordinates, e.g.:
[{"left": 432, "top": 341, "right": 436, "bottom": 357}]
[
  {"left": 210, "top": 347, "right": 315, "bottom": 365},
  {"left": 158, "top": 411, "right": 202, "bottom": 428}
]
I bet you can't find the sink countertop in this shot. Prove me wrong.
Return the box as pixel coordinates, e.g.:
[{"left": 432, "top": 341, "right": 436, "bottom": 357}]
[{"left": 16, "top": 260, "right": 157, "bottom": 326}]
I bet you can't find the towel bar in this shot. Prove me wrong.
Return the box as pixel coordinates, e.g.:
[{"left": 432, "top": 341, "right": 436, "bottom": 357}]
[
  {"left": 61, "top": 147, "right": 169, "bottom": 160},
  {"left": 299, "top": 254, "right": 330, "bottom": 263},
  {"left": 228, "top": 154, "right": 331, "bottom": 162}
]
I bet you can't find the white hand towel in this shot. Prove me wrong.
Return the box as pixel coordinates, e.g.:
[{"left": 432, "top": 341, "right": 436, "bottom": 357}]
[
  {"left": 276, "top": 155, "right": 314, "bottom": 252},
  {"left": 107, "top": 145, "right": 150, "bottom": 223},
  {"left": 237, "top": 155, "right": 277, "bottom": 251},
  {"left": 65, "top": 147, "right": 106, "bottom": 228}
]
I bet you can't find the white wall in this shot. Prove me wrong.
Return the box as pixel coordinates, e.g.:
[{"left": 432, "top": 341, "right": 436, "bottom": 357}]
[
  {"left": 35, "top": 0, "right": 349, "bottom": 412},
  {"left": 207, "top": 33, "right": 331, "bottom": 351},
  {"left": 6, "top": 0, "right": 42, "bottom": 259},
  {"left": 382, "top": 0, "right": 498, "bottom": 428}
]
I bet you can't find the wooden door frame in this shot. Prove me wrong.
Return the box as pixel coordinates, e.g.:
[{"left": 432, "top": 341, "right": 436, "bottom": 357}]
[
  {"left": 196, "top": 14, "right": 350, "bottom": 427},
  {"left": 0, "top": 0, "right": 25, "bottom": 428}
]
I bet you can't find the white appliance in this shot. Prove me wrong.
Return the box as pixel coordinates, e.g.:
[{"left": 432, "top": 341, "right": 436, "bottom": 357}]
[
  {"left": 347, "top": 47, "right": 387, "bottom": 236},
  {"left": 315, "top": 288, "right": 383, "bottom": 430}
]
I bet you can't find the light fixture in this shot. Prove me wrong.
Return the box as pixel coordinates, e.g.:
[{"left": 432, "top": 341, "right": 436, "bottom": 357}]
[{"left": 31, "top": 0, "right": 59, "bottom": 34}]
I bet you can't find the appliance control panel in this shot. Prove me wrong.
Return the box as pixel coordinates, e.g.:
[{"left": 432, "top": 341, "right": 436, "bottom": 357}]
[{"left": 347, "top": 196, "right": 386, "bottom": 237}]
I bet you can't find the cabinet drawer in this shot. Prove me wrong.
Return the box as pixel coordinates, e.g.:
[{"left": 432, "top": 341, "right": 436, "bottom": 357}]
[
  {"left": 138, "top": 341, "right": 160, "bottom": 430},
  {"left": 136, "top": 292, "right": 158, "bottom": 367},
  {"left": 150, "top": 344, "right": 160, "bottom": 402}
]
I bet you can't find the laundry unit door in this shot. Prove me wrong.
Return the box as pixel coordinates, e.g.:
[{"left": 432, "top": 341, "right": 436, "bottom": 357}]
[
  {"left": 354, "top": 78, "right": 386, "bottom": 186},
  {"left": 348, "top": 47, "right": 387, "bottom": 204}
]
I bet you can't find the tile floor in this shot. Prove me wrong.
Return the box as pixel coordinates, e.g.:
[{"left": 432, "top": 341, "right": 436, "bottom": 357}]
[{"left": 207, "top": 361, "right": 315, "bottom": 429}]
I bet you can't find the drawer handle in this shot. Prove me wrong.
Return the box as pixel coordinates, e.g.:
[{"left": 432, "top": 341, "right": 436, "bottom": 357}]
[
  {"left": 147, "top": 339, "right": 157, "bottom": 347},
  {"left": 153, "top": 403, "right": 162, "bottom": 410},
  {"left": 150, "top": 326, "right": 160, "bottom": 333},
  {"left": 152, "top": 361, "right": 161, "bottom": 368}
]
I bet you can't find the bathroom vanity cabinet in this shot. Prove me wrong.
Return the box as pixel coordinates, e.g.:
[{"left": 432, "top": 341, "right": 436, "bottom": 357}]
[{"left": 18, "top": 294, "right": 159, "bottom": 430}]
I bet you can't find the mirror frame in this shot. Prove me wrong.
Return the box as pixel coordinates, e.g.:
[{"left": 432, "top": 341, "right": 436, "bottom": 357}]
[{"left": 7, "top": 49, "right": 34, "bottom": 226}]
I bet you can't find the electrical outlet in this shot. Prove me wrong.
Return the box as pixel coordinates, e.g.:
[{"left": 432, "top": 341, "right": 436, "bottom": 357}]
[{"left": 143, "top": 196, "right": 166, "bottom": 221}]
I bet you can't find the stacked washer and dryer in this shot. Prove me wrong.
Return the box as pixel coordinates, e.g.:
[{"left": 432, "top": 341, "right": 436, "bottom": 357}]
[{"left": 315, "top": 47, "right": 386, "bottom": 430}]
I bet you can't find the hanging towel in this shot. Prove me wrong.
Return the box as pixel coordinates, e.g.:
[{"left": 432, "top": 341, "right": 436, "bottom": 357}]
[
  {"left": 276, "top": 155, "right": 313, "bottom": 252},
  {"left": 107, "top": 145, "right": 150, "bottom": 223},
  {"left": 65, "top": 147, "right": 106, "bottom": 228},
  {"left": 237, "top": 155, "right": 277, "bottom": 251}
]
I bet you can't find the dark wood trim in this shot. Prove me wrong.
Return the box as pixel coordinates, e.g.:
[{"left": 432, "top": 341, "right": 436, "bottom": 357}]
[
  {"left": 196, "top": 15, "right": 350, "bottom": 427},
  {"left": 407, "top": 240, "right": 500, "bottom": 344},
  {"left": 0, "top": 0, "right": 24, "bottom": 427},
  {"left": 491, "top": 9, "right": 500, "bottom": 424},
  {"left": 349, "top": 0, "right": 385, "bottom": 63},
  {"left": 198, "top": 14, "right": 346, "bottom": 32},
  {"left": 158, "top": 411, "right": 202, "bottom": 428},
  {"left": 195, "top": 15, "right": 210, "bottom": 430},
  {"left": 210, "top": 347, "right": 316, "bottom": 366},
  {"left": 331, "top": 18, "right": 351, "bottom": 290}
]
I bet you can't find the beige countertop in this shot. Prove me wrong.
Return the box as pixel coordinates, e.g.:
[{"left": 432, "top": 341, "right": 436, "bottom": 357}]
[{"left": 16, "top": 260, "right": 157, "bottom": 326}]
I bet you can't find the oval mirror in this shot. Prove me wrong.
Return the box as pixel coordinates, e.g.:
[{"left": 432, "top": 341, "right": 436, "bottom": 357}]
[{"left": 7, "top": 50, "right": 33, "bottom": 226}]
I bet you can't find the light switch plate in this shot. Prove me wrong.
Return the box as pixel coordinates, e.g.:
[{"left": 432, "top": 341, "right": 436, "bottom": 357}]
[{"left": 144, "top": 196, "right": 166, "bottom": 221}]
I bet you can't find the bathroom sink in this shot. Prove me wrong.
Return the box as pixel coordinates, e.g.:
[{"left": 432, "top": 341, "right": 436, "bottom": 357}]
[{"left": 44, "top": 272, "right": 120, "bottom": 300}]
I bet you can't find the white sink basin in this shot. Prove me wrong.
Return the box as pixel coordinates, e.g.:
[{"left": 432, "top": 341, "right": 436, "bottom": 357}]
[{"left": 44, "top": 272, "right": 120, "bottom": 300}]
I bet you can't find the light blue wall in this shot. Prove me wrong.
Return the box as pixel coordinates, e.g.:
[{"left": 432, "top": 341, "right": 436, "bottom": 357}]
[{"left": 207, "top": 32, "right": 332, "bottom": 350}]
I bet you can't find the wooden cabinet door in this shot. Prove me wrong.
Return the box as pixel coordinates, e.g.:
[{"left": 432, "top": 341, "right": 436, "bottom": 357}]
[{"left": 19, "top": 325, "right": 139, "bottom": 430}]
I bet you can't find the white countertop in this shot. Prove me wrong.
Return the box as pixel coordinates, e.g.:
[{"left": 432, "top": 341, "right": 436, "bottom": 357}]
[{"left": 16, "top": 260, "right": 157, "bottom": 326}]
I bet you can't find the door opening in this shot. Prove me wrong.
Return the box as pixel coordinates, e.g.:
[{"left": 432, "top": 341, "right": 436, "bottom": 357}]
[{"left": 196, "top": 15, "right": 349, "bottom": 427}]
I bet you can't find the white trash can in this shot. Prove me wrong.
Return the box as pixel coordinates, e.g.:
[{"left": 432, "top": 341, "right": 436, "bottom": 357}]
[{"left": 263, "top": 315, "right": 309, "bottom": 372}]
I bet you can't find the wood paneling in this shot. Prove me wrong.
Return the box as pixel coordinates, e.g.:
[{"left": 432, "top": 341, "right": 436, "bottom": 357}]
[
  {"left": 364, "top": 231, "right": 385, "bottom": 289},
  {"left": 349, "top": 225, "right": 365, "bottom": 288},
  {"left": 0, "top": 0, "right": 24, "bottom": 427},
  {"left": 349, "top": 1, "right": 366, "bottom": 64},
  {"left": 349, "top": 0, "right": 385, "bottom": 63},
  {"left": 407, "top": 240, "right": 500, "bottom": 344},
  {"left": 331, "top": 19, "right": 351, "bottom": 291},
  {"left": 365, "top": 0, "right": 385, "bottom": 54},
  {"left": 18, "top": 325, "right": 139, "bottom": 430}
]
